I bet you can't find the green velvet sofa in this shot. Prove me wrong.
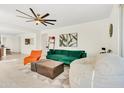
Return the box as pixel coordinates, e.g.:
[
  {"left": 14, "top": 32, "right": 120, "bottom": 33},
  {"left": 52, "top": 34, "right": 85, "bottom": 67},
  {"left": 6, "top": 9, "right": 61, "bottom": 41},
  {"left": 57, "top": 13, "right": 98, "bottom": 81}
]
[{"left": 46, "top": 49, "right": 87, "bottom": 65}]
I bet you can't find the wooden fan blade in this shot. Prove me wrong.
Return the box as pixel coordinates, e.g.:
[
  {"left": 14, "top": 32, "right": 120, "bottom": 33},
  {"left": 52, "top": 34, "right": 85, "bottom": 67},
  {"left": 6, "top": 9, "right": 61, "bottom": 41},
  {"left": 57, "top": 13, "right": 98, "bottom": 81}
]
[
  {"left": 40, "top": 22, "right": 47, "bottom": 26},
  {"left": 26, "top": 20, "right": 35, "bottom": 22},
  {"left": 16, "top": 15, "right": 34, "bottom": 19},
  {"left": 29, "top": 8, "right": 37, "bottom": 18},
  {"left": 44, "top": 21, "right": 55, "bottom": 25},
  {"left": 44, "top": 19, "right": 56, "bottom": 22},
  {"left": 41, "top": 13, "right": 50, "bottom": 18},
  {"left": 16, "top": 9, "right": 34, "bottom": 18}
]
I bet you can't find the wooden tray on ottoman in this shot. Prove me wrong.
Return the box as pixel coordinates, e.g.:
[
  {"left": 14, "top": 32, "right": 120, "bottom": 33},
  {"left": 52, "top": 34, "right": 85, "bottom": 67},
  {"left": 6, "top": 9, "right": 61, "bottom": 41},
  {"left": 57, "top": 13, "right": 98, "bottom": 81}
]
[{"left": 31, "top": 60, "right": 64, "bottom": 79}]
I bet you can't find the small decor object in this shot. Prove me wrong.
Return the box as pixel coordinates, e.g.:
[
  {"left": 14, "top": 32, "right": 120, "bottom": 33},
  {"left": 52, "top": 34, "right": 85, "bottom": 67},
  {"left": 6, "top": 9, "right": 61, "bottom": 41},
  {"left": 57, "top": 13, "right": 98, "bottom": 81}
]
[
  {"left": 109, "top": 24, "right": 113, "bottom": 37},
  {"left": 100, "top": 47, "right": 106, "bottom": 54},
  {"left": 100, "top": 47, "right": 112, "bottom": 54},
  {"left": 59, "top": 33, "right": 78, "bottom": 47},
  {"left": 107, "top": 49, "right": 112, "bottom": 53}
]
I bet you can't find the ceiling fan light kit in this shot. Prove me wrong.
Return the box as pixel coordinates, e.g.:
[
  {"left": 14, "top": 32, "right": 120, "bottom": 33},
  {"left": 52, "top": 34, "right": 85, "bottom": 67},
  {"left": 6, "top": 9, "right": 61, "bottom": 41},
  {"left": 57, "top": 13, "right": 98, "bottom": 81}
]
[
  {"left": 35, "top": 20, "right": 41, "bottom": 25},
  {"left": 16, "top": 8, "right": 56, "bottom": 26}
]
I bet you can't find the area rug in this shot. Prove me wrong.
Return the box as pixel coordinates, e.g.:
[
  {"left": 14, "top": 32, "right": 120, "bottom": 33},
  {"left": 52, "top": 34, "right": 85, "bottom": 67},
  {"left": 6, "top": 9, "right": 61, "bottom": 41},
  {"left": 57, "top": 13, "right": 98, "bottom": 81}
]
[
  {"left": 17, "top": 64, "right": 70, "bottom": 88},
  {"left": 0, "top": 57, "right": 70, "bottom": 88}
]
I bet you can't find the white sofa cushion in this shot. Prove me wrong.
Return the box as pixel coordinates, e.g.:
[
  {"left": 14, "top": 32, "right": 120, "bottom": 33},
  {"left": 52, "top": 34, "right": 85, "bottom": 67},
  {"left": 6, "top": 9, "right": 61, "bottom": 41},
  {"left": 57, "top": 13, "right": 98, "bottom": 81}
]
[
  {"left": 94, "top": 54, "right": 124, "bottom": 88},
  {"left": 69, "top": 58, "right": 95, "bottom": 88}
]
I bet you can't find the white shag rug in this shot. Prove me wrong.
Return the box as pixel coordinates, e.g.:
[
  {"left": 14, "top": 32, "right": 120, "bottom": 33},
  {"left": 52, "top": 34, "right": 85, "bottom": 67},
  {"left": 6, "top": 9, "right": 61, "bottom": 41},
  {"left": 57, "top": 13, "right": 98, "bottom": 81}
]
[{"left": 0, "top": 58, "right": 70, "bottom": 88}]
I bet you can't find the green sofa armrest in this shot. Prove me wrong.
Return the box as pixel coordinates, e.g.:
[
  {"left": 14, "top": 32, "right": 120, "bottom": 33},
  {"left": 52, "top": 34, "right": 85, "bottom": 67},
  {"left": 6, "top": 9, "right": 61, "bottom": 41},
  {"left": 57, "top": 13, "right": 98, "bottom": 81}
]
[
  {"left": 80, "top": 53, "right": 87, "bottom": 58},
  {"left": 47, "top": 49, "right": 55, "bottom": 55},
  {"left": 47, "top": 51, "right": 52, "bottom": 55}
]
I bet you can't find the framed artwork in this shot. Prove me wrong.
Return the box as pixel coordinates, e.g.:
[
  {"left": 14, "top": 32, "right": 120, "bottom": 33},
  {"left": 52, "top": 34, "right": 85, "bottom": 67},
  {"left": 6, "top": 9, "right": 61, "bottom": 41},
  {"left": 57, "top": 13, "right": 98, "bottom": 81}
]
[
  {"left": 59, "top": 33, "right": 78, "bottom": 47},
  {"left": 25, "top": 38, "right": 31, "bottom": 45}
]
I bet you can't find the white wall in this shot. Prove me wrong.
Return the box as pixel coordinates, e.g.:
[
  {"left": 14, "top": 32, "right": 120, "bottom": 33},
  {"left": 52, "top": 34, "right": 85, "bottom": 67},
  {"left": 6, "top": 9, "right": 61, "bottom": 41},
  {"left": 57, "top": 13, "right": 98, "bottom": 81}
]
[
  {"left": 20, "top": 32, "right": 37, "bottom": 54},
  {"left": 108, "top": 5, "right": 120, "bottom": 55},
  {"left": 1, "top": 34, "right": 20, "bottom": 52},
  {"left": 0, "top": 32, "right": 37, "bottom": 54},
  {"left": 37, "top": 5, "right": 121, "bottom": 57},
  {"left": 40, "top": 18, "right": 110, "bottom": 57},
  {"left": 10, "top": 36, "right": 20, "bottom": 52}
]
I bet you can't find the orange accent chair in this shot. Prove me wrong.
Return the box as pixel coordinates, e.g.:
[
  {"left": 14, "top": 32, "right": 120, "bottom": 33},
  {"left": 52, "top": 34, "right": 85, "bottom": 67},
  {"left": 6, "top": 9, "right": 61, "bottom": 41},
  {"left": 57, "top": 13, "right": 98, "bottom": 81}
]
[{"left": 24, "top": 50, "right": 42, "bottom": 65}]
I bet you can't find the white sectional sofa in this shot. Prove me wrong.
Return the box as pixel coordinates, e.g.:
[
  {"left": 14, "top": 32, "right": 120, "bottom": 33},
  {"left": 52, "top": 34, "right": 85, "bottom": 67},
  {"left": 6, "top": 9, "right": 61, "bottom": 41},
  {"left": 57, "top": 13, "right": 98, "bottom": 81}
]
[{"left": 69, "top": 54, "right": 124, "bottom": 88}]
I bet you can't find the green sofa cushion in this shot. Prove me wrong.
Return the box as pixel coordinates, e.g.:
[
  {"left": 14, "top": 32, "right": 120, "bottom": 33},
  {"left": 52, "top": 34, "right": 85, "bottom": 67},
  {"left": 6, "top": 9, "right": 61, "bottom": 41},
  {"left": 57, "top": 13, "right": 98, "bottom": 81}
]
[
  {"left": 68, "top": 51, "right": 82, "bottom": 58},
  {"left": 54, "top": 50, "right": 69, "bottom": 56},
  {"left": 60, "top": 56, "right": 77, "bottom": 61},
  {"left": 61, "top": 50, "right": 69, "bottom": 56},
  {"left": 47, "top": 54, "right": 77, "bottom": 62},
  {"left": 47, "top": 54, "right": 66, "bottom": 60},
  {"left": 54, "top": 50, "right": 62, "bottom": 54}
]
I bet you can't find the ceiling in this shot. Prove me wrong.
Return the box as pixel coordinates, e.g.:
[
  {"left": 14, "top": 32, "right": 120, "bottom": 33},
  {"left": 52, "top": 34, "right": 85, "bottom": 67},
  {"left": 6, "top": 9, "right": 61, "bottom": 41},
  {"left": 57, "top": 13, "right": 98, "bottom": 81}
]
[{"left": 0, "top": 4, "right": 113, "bottom": 34}]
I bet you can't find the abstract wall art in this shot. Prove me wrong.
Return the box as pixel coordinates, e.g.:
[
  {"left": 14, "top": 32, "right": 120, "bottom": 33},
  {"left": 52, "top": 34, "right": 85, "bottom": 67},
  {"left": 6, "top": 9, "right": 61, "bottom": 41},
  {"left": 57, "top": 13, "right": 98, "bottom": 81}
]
[{"left": 59, "top": 33, "right": 78, "bottom": 47}]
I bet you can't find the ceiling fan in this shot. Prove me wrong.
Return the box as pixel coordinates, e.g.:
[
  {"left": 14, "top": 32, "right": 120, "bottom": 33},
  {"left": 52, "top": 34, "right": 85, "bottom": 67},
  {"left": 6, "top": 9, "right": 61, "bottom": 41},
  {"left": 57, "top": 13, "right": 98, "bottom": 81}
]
[{"left": 16, "top": 8, "right": 56, "bottom": 26}]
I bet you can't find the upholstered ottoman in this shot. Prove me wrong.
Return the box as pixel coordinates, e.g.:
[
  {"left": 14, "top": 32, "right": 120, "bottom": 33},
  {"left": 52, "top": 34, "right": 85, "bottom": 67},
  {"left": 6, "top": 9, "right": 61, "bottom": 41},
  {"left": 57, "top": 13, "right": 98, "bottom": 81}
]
[
  {"left": 31, "top": 59, "right": 49, "bottom": 72},
  {"left": 31, "top": 60, "right": 64, "bottom": 79},
  {"left": 31, "top": 62, "right": 37, "bottom": 72}
]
